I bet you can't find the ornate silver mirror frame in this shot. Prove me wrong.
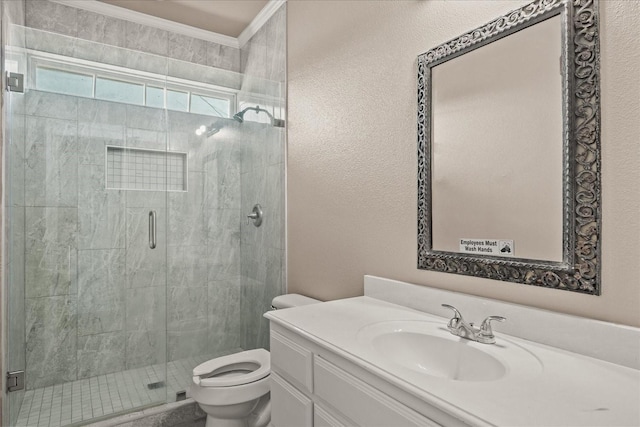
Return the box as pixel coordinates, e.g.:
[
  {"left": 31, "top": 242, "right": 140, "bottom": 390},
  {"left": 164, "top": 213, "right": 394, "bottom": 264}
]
[{"left": 417, "top": 0, "right": 601, "bottom": 294}]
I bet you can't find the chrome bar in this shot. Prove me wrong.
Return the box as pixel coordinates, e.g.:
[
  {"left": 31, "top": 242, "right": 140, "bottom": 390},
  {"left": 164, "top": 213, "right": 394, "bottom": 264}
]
[{"left": 149, "top": 210, "right": 157, "bottom": 249}]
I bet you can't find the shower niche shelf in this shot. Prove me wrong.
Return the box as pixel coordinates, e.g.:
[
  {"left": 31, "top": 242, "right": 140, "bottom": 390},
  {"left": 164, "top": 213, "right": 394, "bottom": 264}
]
[{"left": 106, "top": 145, "right": 187, "bottom": 192}]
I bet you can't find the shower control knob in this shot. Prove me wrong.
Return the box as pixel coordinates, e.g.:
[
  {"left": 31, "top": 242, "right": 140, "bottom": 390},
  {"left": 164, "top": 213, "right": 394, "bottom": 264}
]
[{"left": 247, "top": 204, "right": 263, "bottom": 227}]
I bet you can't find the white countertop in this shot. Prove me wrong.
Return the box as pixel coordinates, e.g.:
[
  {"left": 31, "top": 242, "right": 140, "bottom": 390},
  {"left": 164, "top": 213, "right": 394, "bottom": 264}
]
[{"left": 265, "top": 296, "right": 640, "bottom": 427}]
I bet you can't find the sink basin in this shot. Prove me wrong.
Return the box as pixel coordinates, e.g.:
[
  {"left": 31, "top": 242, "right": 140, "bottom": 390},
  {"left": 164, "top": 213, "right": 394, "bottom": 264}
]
[
  {"left": 357, "top": 320, "right": 542, "bottom": 383},
  {"left": 372, "top": 330, "right": 506, "bottom": 381}
]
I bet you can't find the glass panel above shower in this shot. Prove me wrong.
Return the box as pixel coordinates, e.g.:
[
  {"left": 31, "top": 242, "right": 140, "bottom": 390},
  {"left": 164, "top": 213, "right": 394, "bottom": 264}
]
[
  {"left": 95, "top": 77, "right": 145, "bottom": 105},
  {"left": 35, "top": 67, "right": 93, "bottom": 97},
  {"left": 28, "top": 53, "right": 239, "bottom": 117}
]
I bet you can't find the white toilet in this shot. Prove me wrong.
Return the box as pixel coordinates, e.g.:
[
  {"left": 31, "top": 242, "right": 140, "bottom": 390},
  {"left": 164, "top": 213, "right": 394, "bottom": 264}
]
[{"left": 189, "top": 294, "right": 319, "bottom": 427}]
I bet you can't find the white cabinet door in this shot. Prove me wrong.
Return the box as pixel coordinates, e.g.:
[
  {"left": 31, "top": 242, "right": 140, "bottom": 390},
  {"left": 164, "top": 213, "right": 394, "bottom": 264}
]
[
  {"left": 271, "top": 373, "right": 313, "bottom": 427},
  {"left": 271, "top": 330, "right": 314, "bottom": 392}
]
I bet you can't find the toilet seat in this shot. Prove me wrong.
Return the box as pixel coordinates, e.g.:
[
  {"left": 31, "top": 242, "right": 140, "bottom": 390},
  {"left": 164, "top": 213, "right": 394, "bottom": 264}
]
[{"left": 193, "top": 349, "right": 270, "bottom": 388}]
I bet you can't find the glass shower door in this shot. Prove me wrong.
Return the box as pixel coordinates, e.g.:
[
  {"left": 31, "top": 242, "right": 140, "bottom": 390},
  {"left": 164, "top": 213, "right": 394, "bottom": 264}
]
[
  {"left": 4, "top": 27, "right": 27, "bottom": 427},
  {"left": 3, "top": 26, "right": 170, "bottom": 426}
]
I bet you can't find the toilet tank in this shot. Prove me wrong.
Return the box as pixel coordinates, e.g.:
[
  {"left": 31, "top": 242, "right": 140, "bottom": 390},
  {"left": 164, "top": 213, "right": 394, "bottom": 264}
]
[{"left": 271, "top": 294, "right": 320, "bottom": 310}]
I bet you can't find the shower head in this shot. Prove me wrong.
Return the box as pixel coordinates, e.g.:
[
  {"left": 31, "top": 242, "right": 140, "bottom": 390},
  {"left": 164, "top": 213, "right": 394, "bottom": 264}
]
[
  {"left": 233, "top": 105, "right": 285, "bottom": 127},
  {"left": 197, "top": 106, "right": 285, "bottom": 137},
  {"left": 195, "top": 123, "right": 220, "bottom": 137}
]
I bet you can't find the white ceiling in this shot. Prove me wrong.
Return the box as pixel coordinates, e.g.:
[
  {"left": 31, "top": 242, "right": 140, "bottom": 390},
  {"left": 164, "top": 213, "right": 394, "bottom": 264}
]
[{"left": 99, "top": 0, "right": 270, "bottom": 38}]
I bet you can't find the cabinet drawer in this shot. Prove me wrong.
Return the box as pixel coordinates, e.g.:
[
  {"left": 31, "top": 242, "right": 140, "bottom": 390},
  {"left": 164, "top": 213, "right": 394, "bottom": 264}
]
[
  {"left": 314, "top": 356, "right": 439, "bottom": 427},
  {"left": 271, "top": 330, "right": 313, "bottom": 392},
  {"left": 271, "top": 373, "right": 313, "bottom": 427}
]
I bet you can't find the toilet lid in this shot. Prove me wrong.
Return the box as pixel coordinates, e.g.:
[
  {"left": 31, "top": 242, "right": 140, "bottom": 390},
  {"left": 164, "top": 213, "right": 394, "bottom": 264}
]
[{"left": 192, "top": 348, "right": 270, "bottom": 387}]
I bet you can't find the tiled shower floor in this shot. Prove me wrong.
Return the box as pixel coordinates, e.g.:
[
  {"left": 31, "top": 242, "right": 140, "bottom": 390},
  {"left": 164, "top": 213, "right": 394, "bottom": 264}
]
[{"left": 14, "top": 354, "right": 217, "bottom": 427}]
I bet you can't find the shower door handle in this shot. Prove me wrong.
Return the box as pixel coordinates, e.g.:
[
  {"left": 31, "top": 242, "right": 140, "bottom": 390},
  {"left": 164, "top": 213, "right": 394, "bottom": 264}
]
[{"left": 149, "top": 210, "right": 157, "bottom": 249}]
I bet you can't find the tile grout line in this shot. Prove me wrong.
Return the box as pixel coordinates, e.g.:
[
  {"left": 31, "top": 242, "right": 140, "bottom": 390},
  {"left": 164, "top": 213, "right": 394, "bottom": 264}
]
[{"left": 17, "top": 355, "right": 215, "bottom": 425}]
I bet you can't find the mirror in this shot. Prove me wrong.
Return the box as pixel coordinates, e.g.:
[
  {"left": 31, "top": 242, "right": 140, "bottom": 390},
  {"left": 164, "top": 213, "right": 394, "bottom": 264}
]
[
  {"left": 417, "top": 0, "right": 602, "bottom": 294},
  {"left": 432, "top": 15, "right": 564, "bottom": 262}
]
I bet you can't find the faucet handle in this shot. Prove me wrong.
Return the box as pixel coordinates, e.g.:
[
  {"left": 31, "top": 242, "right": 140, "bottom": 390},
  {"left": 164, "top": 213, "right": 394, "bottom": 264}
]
[
  {"left": 441, "top": 304, "right": 462, "bottom": 318},
  {"left": 441, "top": 304, "right": 464, "bottom": 328},
  {"left": 479, "top": 315, "right": 506, "bottom": 335}
]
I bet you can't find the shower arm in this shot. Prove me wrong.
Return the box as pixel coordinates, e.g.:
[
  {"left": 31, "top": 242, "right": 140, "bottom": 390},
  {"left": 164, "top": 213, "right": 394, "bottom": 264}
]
[
  {"left": 246, "top": 106, "right": 274, "bottom": 121},
  {"left": 235, "top": 106, "right": 285, "bottom": 127}
]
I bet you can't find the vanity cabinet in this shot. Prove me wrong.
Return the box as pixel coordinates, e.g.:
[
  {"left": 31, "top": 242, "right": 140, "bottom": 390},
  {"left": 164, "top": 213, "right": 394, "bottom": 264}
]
[
  {"left": 269, "top": 324, "right": 449, "bottom": 427},
  {"left": 266, "top": 283, "right": 640, "bottom": 427}
]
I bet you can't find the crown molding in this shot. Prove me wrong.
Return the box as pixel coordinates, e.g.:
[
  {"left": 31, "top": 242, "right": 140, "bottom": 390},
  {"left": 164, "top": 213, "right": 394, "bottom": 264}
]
[
  {"left": 238, "top": 0, "right": 286, "bottom": 47},
  {"left": 49, "top": 0, "right": 240, "bottom": 48}
]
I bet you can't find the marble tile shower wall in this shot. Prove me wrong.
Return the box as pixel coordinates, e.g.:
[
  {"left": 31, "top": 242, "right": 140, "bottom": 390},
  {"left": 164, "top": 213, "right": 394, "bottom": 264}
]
[
  {"left": 24, "top": 0, "right": 241, "bottom": 73},
  {"left": 8, "top": 0, "right": 245, "bottom": 388},
  {"left": 238, "top": 6, "right": 286, "bottom": 351},
  {"left": 12, "top": 90, "right": 245, "bottom": 390},
  {"left": 5, "top": 0, "right": 285, "bottom": 399},
  {"left": 1, "top": 0, "right": 246, "bottom": 393},
  {"left": 167, "top": 111, "right": 243, "bottom": 363}
]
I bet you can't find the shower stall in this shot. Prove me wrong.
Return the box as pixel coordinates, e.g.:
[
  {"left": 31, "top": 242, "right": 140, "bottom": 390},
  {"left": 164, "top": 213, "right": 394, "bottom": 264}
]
[{"left": 2, "top": 3, "right": 286, "bottom": 426}]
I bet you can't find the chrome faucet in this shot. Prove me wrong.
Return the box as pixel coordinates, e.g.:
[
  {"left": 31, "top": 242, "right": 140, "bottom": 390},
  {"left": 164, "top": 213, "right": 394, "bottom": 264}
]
[{"left": 441, "top": 304, "right": 505, "bottom": 344}]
